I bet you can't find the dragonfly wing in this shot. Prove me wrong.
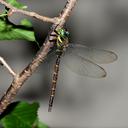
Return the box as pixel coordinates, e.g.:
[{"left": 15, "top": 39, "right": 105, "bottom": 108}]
[
  {"left": 62, "top": 54, "right": 106, "bottom": 78},
  {"left": 67, "top": 44, "right": 117, "bottom": 64}
]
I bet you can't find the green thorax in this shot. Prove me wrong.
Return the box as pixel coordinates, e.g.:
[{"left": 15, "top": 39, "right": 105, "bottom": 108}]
[
  {"left": 55, "top": 28, "right": 70, "bottom": 55},
  {"left": 56, "top": 28, "right": 69, "bottom": 40}
]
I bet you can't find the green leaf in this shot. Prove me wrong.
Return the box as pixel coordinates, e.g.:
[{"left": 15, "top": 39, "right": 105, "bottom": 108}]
[
  {"left": 32, "top": 119, "right": 48, "bottom": 128},
  {"left": 0, "top": 19, "right": 7, "bottom": 31},
  {"left": 37, "top": 121, "right": 48, "bottom": 128},
  {"left": 1, "top": 102, "right": 39, "bottom": 128},
  {"left": 20, "top": 19, "right": 32, "bottom": 27},
  {"left": 0, "top": 17, "right": 37, "bottom": 42},
  {"left": 6, "top": 0, "right": 27, "bottom": 9},
  {"left": 0, "top": 28, "right": 36, "bottom": 41},
  {"left": 0, "top": 12, "right": 40, "bottom": 48}
]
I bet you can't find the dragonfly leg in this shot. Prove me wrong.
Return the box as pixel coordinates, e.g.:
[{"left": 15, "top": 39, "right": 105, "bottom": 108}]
[
  {"left": 50, "top": 34, "right": 57, "bottom": 37},
  {"left": 54, "top": 29, "right": 58, "bottom": 34},
  {"left": 49, "top": 39, "right": 57, "bottom": 43}
]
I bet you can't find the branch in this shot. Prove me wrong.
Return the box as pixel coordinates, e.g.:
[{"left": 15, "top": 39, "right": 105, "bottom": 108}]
[
  {"left": 0, "top": 0, "right": 77, "bottom": 114},
  {"left": 0, "top": 0, "right": 58, "bottom": 24},
  {"left": 0, "top": 56, "right": 16, "bottom": 77}
]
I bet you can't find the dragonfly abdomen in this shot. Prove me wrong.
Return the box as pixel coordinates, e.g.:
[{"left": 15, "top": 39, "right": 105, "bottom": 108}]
[{"left": 48, "top": 55, "right": 61, "bottom": 112}]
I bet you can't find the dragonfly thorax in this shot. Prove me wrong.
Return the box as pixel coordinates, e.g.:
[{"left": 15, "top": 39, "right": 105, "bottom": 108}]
[
  {"left": 56, "top": 28, "right": 70, "bottom": 39},
  {"left": 55, "top": 28, "right": 69, "bottom": 55}
]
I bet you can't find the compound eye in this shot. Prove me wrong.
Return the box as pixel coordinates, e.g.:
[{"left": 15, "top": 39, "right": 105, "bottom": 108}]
[
  {"left": 66, "top": 31, "right": 70, "bottom": 37},
  {"left": 61, "top": 29, "right": 65, "bottom": 35}
]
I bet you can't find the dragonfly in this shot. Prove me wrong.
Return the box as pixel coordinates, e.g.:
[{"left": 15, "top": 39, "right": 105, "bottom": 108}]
[{"left": 47, "top": 27, "right": 117, "bottom": 112}]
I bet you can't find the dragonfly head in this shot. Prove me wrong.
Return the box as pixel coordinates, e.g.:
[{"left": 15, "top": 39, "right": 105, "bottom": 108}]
[{"left": 56, "top": 28, "right": 70, "bottom": 38}]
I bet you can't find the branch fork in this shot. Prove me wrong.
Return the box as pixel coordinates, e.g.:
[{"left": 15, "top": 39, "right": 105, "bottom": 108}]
[{"left": 0, "top": 0, "right": 77, "bottom": 113}]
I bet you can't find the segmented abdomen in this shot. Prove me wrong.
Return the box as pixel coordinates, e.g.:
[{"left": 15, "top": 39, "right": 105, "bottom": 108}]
[{"left": 48, "top": 55, "right": 61, "bottom": 112}]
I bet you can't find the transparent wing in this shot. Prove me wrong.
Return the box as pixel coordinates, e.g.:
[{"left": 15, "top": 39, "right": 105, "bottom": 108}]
[
  {"left": 62, "top": 54, "right": 106, "bottom": 78},
  {"left": 66, "top": 44, "right": 117, "bottom": 64}
]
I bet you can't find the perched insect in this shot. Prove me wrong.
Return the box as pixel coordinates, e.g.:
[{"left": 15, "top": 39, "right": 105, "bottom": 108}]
[{"left": 48, "top": 27, "right": 117, "bottom": 112}]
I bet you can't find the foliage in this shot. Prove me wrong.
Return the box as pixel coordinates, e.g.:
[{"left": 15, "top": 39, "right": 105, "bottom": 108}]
[
  {"left": 6, "top": 0, "right": 27, "bottom": 9},
  {"left": 0, "top": 0, "right": 40, "bottom": 47},
  {"left": 0, "top": 17, "right": 36, "bottom": 41},
  {"left": 0, "top": 1, "right": 46, "bottom": 128},
  {"left": 0, "top": 101, "right": 48, "bottom": 128}
]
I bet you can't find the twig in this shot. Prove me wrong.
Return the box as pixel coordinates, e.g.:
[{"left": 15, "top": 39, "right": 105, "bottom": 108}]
[
  {"left": 0, "top": 0, "right": 58, "bottom": 24},
  {"left": 0, "top": 56, "right": 16, "bottom": 77},
  {"left": 0, "top": 0, "right": 77, "bottom": 114}
]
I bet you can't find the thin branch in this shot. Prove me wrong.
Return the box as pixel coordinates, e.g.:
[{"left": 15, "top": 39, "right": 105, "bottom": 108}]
[
  {"left": 59, "top": 0, "right": 77, "bottom": 27},
  {"left": 0, "top": 0, "right": 77, "bottom": 114},
  {"left": 0, "top": 0, "right": 58, "bottom": 24},
  {"left": 0, "top": 56, "right": 16, "bottom": 77}
]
